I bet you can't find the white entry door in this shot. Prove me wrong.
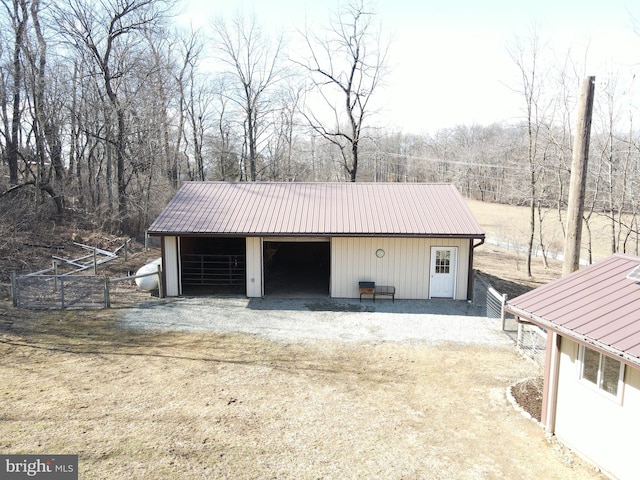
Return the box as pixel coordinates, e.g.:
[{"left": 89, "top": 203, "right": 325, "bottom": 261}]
[{"left": 429, "top": 247, "right": 457, "bottom": 298}]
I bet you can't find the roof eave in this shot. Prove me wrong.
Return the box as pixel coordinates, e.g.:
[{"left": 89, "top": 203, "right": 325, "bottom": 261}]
[
  {"left": 147, "top": 231, "right": 485, "bottom": 239},
  {"left": 504, "top": 304, "right": 640, "bottom": 369}
]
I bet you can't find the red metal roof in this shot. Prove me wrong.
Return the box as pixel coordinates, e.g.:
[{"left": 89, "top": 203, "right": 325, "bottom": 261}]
[
  {"left": 148, "top": 182, "right": 484, "bottom": 238},
  {"left": 505, "top": 254, "right": 640, "bottom": 366}
]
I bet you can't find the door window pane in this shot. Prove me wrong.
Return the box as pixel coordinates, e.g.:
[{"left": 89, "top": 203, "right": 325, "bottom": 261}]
[{"left": 436, "top": 251, "right": 450, "bottom": 274}]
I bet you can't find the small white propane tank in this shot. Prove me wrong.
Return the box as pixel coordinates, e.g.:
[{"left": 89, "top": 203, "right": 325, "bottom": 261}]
[{"left": 135, "top": 258, "right": 162, "bottom": 290}]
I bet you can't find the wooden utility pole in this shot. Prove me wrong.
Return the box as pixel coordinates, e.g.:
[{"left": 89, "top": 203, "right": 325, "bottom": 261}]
[{"left": 563, "top": 76, "right": 596, "bottom": 276}]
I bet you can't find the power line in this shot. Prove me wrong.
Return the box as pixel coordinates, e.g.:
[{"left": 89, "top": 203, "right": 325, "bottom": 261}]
[{"left": 382, "top": 152, "right": 525, "bottom": 170}]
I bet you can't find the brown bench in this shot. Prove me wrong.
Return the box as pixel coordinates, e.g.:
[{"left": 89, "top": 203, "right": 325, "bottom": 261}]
[
  {"left": 359, "top": 282, "right": 395, "bottom": 302},
  {"left": 375, "top": 285, "right": 396, "bottom": 302}
]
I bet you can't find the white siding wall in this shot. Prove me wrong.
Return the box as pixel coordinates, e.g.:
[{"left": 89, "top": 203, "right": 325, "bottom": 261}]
[
  {"left": 246, "top": 237, "right": 263, "bottom": 297},
  {"left": 555, "top": 337, "right": 640, "bottom": 480},
  {"left": 163, "top": 236, "right": 180, "bottom": 297},
  {"left": 330, "top": 237, "right": 470, "bottom": 300}
]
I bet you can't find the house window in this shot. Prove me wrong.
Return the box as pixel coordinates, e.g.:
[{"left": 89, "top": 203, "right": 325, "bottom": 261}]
[{"left": 579, "top": 345, "right": 624, "bottom": 398}]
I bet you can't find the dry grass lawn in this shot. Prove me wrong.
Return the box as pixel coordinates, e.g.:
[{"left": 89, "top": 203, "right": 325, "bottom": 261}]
[
  {"left": 0, "top": 303, "right": 605, "bottom": 479},
  {"left": 466, "top": 198, "right": 624, "bottom": 265}
]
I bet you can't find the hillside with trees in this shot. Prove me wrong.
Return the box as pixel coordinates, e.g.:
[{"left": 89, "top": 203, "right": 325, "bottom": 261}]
[{"left": 1, "top": 0, "right": 640, "bottom": 280}]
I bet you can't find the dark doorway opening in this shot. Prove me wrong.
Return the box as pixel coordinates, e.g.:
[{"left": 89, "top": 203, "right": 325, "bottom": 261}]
[
  {"left": 264, "top": 241, "right": 330, "bottom": 297},
  {"left": 180, "top": 237, "right": 246, "bottom": 295}
]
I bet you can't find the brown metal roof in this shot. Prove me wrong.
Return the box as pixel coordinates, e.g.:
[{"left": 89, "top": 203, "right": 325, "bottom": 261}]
[
  {"left": 505, "top": 254, "right": 640, "bottom": 366},
  {"left": 147, "top": 182, "right": 484, "bottom": 238}
]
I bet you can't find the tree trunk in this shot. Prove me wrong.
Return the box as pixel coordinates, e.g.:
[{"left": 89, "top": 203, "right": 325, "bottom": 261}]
[
  {"left": 117, "top": 109, "right": 128, "bottom": 231},
  {"left": 248, "top": 101, "right": 257, "bottom": 181},
  {"left": 350, "top": 139, "right": 358, "bottom": 182},
  {"left": 8, "top": 0, "right": 28, "bottom": 185},
  {"left": 527, "top": 196, "right": 535, "bottom": 276}
]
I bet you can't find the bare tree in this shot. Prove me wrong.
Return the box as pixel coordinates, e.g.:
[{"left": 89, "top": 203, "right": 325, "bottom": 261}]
[
  {"left": 263, "top": 81, "right": 305, "bottom": 181},
  {"left": 143, "top": 29, "right": 177, "bottom": 188},
  {"left": 0, "top": 29, "right": 8, "bottom": 178},
  {"left": 0, "top": 0, "right": 66, "bottom": 216},
  {"left": 296, "top": 0, "right": 388, "bottom": 182},
  {"left": 546, "top": 49, "right": 580, "bottom": 238},
  {"left": 54, "top": 0, "right": 173, "bottom": 231},
  {"left": 185, "top": 70, "right": 211, "bottom": 182},
  {"left": 24, "top": 0, "right": 64, "bottom": 214},
  {"left": 3, "top": 0, "right": 28, "bottom": 186},
  {"left": 508, "top": 26, "right": 549, "bottom": 276},
  {"left": 211, "top": 11, "right": 285, "bottom": 181},
  {"left": 209, "top": 77, "right": 239, "bottom": 181},
  {"left": 178, "top": 28, "right": 207, "bottom": 181},
  {"left": 590, "top": 72, "right": 640, "bottom": 255}
]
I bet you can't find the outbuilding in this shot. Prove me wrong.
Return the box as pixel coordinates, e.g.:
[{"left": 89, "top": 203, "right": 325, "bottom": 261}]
[
  {"left": 505, "top": 254, "right": 640, "bottom": 480},
  {"left": 147, "top": 182, "right": 485, "bottom": 300}
]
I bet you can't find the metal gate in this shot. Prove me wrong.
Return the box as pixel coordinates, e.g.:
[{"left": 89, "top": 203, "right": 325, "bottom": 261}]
[{"left": 181, "top": 254, "right": 246, "bottom": 290}]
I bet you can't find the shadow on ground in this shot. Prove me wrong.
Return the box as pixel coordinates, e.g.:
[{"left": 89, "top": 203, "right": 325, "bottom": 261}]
[{"left": 244, "top": 296, "right": 486, "bottom": 317}]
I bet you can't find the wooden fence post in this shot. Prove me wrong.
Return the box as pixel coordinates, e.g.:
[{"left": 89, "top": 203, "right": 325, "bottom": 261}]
[
  {"left": 53, "top": 260, "right": 58, "bottom": 292},
  {"left": 104, "top": 277, "right": 111, "bottom": 308},
  {"left": 60, "top": 277, "right": 66, "bottom": 308},
  {"left": 11, "top": 271, "right": 17, "bottom": 307}
]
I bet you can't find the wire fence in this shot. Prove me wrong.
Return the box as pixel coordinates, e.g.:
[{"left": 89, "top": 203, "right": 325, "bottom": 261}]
[
  {"left": 13, "top": 274, "right": 105, "bottom": 309},
  {"left": 12, "top": 267, "right": 162, "bottom": 310},
  {"left": 8, "top": 238, "right": 166, "bottom": 310},
  {"left": 516, "top": 323, "right": 547, "bottom": 366}
]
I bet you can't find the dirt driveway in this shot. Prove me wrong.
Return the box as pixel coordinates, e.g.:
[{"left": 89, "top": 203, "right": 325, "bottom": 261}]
[
  {"left": 0, "top": 298, "right": 604, "bottom": 479},
  {"left": 119, "top": 296, "right": 508, "bottom": 345}
]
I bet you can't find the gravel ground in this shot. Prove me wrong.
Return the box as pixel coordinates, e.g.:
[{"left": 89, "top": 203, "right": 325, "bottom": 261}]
[{"left": 119, "top": 296, "right": 511, "bottom": 346}]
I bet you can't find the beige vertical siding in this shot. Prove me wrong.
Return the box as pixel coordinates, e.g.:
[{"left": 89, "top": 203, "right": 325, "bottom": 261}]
[
  {"left": 164, "top": 236, "right": 180, "bottom": 297},
  {"left": 245, "top": 237, "right": 263, "bottom": 297},
  {"left": 554, "top": 337, "right": 640, "bottom": 480},
  {"left": 330, "top": 237, "right": 470, "bottom": 300}
]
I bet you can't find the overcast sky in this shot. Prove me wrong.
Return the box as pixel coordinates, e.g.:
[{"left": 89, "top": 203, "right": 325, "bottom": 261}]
[{"left": 178, "top": 0, "right": 640, "bottom": 134}]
